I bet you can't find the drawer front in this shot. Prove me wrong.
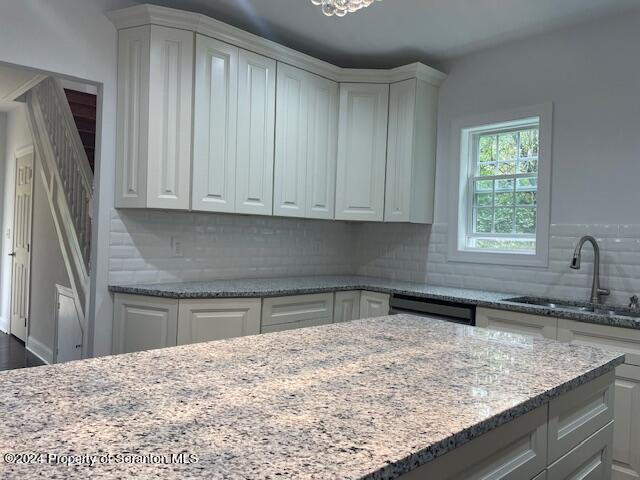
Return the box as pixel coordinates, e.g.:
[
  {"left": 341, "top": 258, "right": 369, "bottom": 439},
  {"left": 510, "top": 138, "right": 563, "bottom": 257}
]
[
  {"left": 557, "top": 319, "right": 640, "bottom": 366},
  {"left": 261, "top": 293, "right": 334, "bottom": 331},
  {"left": 547, "top": 421, "right": 614, "bottom": 480},
  {"left": 476, "top": 308, "right": 557, "bottom": 340},
  {"left": 548, "top": 370, "right": 615, "bottom": 463}
]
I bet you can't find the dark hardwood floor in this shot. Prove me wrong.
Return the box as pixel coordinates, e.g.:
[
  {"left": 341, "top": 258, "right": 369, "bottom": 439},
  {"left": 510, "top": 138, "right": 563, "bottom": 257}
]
[{"left": 0, "top": 332, "right": 44, "bottom": 371}]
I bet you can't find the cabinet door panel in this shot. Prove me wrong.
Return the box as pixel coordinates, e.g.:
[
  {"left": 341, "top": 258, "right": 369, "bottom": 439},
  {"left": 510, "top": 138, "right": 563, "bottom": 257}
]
[
  {"left": 306, "top": 75, "right": 338, "bottom": 219},
  {"left": 385, "top": 79, "right": 416, "bottom": 222},
  {"left": 193, "top": 36, "right": 238, "bottom": 213},
  {"left": 236, "top": 50, "right": 276, "bottom": 215},
  {"left": 359, "top": 291, "right": 390, "bottom": 319},
  {"left": 147, "top": 26, "right": 193, "bottom": 210},
  {"left": 335, "top": 83, "right": 389, "bottom": 222},
  {"left": 476, "top": 308, "right": 557, "bottom": 340},
  {"left": 177, "top": 298, "right": 261, "bottom": 345},
  {"left": 274, "top": 63, "right": 308, "bottom": 217},
  {"left": 334, "top": 291, "right": 361, "bottom": 322},
  {"left": 116, "top": 26, "right": 150, "bottom": 208},
  {"left": 113, "top": 294, "right": 178, "bottom": 354},
  {"left": 612, "top": 364, "right": 640, "bottom": 480}
]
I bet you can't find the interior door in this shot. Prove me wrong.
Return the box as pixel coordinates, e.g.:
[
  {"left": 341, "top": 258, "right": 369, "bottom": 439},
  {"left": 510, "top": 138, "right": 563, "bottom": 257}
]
[
  {"left": 55, "top": 285, "right": 83, "bottom": 363},
  {"left": 10, "top": 147, "right": 34, "bottom": 341}
]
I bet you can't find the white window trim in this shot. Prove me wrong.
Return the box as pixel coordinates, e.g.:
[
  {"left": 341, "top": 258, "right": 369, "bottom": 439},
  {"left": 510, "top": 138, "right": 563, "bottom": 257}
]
[{"left": 448, "top": 103, "right": 552, "bottom": 267}]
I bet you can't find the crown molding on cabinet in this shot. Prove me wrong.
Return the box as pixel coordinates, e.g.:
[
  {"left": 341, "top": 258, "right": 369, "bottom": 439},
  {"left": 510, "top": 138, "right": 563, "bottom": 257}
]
[{"left": 107, "top": 4, "right": 447, "bottom": 86}]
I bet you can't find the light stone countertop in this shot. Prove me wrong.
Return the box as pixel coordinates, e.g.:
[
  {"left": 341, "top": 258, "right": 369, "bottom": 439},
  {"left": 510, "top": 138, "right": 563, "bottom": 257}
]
[
  {"left": 0, "top": 315, "right": 624, "bottom": 479},
  {"left": 109, "top": 274, "right": 640, "bottom": 330}
]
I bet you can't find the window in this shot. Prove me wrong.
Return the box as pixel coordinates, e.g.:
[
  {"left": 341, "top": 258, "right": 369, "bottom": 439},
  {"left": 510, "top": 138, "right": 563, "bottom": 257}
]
[{"left": 449, "top": 105, "right": 552, "bottom": 267}]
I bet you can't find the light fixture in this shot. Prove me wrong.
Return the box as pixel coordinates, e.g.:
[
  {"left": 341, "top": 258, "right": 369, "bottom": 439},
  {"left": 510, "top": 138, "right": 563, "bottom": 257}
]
[{"left": 310, "top": 0, "right": 382, "bottom": 17}]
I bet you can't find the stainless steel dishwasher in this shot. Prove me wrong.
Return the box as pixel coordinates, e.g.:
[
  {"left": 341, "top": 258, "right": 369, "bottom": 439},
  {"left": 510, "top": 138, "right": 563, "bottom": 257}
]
[{"left": 389, "top": 294, "right": 476, "bottom": 326}]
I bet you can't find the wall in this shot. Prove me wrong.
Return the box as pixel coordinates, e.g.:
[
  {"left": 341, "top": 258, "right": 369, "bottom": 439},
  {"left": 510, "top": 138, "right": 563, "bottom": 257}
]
[
  {"left": 109, "top": 210, "right": 355, "bottom": 284},
  {"left": 0, "top": 111, "right": 6, "bottom": 322},
  {"left": 0, "top": 105, "right": 33, "bottom": 333},
  {"left": 0, "top": 0, "right": 135, "bottom": 356},
  {"left": 29, "top": 161, "right": 72, "bottom": 362},
  {"left": 355, "top": 11, "right": 640, "bottom": 305}
]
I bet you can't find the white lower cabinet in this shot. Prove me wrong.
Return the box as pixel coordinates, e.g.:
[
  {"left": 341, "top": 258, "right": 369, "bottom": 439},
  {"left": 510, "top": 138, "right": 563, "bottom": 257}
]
[
  {"left": 113, "top": 294, "right": 260, "bottom": 353},
  {"left": 261, "top": 293, "right": 334, "bottom": 333},
  {"left": 359, "top": 291, "right": 390, "bottom": 318},
  {"left": 177, "top": 298, "right": 261, "bottom": 345},
  {"left": 612, "top": 364, "right": 640, "bottom": 480},
  {"left": 113, "top": 294, "right": 178, "bottom": 354},
  {"left": 476, "top": 307, "right": 557, "bottom": 340},
  {"left": 479, "top": 308, "right": 640, "bottom": 480},
  {"left": 334, "top": 291, "right": 361, "bottom": 322}
]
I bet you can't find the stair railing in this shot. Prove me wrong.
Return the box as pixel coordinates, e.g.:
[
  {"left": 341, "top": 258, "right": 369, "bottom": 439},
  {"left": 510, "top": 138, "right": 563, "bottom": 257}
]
[{"left": 24, "top": 77, "right": 94, "bottom": 323}]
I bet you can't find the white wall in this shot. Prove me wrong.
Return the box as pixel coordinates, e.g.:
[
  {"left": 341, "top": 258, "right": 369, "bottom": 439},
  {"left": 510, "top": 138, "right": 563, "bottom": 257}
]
[
  {"left": 0, "top": 111, "right": 6, "bottom": 325},
  {"left": 29, "top": 160, "right": 72, "bottom": 362},
  {"left": 356, "top": 11, "right": 640, "bottom": 304},
  {"left": 0, "top": 105, "right": 33, "bottom": 333},
  {"left": 0, "top": 0, "right": 134, "bottom": 355},
  {"left": 433, "top": 10, "right": 640, "bottom": 225}
]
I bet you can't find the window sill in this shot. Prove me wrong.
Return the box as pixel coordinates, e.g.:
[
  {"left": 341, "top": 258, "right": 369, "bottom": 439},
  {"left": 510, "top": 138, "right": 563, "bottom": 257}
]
[{"left": 447, "top": 249, "right": 549, "bottom": 268}]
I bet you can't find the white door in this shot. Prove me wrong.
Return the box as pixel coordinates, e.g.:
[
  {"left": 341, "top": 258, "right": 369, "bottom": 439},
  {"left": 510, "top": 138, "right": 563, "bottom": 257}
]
[
  {"left": 177, "top": 298, "right": 261, "bottom": 345},
  {"left": 335, "top": 83, "right": 389, "bottom": 221},
  {"left": 359, "top": 291, "right": 390, "bottom": 319},
  {"left": 274, "top": 62, "right": 309, "bottom": 217},
  {"left": 236, "top": 49, "right": 276, "bottom": 216},
  {"left": 306, "top": 73, "right": 338, "bottom": 219},
  {"left": 55, "top": 285, "right": 83, "bottom": 363},
  {"left": 192, "top": 35, "right": 238, "bottom": 213},
  {"left": 10, "top": 147, "right": 34, "bottom": 342},
  {"left": 385, "top": 79, "right": 416, "bottom": 222},
  {"left": 146, "top": 25, "right": 193, "bottom": 210}
]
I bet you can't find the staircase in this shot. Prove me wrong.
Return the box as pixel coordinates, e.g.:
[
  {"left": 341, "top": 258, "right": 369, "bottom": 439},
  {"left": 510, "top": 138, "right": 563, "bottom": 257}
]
[
  {"left": 23, "top": 77, "right": 93, "bottom": 350},
  {"left": 64, "top": 89, "right": 96, "bottom": 172}
]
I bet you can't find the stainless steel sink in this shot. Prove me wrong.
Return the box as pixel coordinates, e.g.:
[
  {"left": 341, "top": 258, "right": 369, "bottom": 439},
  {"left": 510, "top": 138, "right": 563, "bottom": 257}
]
[{"left": 504, "top": 296, "right": 640, "bottom": 319}]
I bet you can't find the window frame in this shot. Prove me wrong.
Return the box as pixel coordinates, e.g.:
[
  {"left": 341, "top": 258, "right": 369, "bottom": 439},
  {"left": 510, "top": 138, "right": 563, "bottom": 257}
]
[{"left": 448, "top": 104, "right": 552, "bottom": 267}]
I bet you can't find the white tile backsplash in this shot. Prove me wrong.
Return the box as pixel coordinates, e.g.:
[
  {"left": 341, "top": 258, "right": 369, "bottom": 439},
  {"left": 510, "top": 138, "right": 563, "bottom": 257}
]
[
  {"left": 109, "top": 211, "right": 640, "bottom": 306},
  {"left": 108, "top": 210, "right": 355, "bottom": 284}
]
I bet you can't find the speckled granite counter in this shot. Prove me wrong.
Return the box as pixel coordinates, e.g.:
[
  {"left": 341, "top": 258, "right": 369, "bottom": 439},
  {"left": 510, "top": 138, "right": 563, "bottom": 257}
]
[
  {"left": 109, "top": 275, "right": 640, "bottom": 330},
  {"left": 0, "top": 316, "right": 624, "bottom": 479}
]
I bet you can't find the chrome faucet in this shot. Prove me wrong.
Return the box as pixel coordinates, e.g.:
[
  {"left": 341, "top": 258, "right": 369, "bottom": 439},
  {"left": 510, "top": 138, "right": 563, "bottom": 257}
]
[
  {"left": 570, "top": 235, "right": 610, "bottom": 305},
  {"left": 629, "top": 295, "right": 640, "bottom": 312}
]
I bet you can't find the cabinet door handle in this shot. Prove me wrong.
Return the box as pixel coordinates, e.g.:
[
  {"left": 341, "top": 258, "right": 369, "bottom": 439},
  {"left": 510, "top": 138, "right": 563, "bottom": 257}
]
[{"left": 7, "top": 252, "right": 15, "bottom": 257}]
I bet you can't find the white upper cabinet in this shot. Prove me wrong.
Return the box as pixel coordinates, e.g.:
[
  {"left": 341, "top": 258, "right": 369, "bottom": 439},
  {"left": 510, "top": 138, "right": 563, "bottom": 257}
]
[
  {"left": 274, "top": 63, "right": 338, "bottom": 219},
  {"left": 111, "top": 6, "right": 446, "bottom": 219},
  {"left": 115, "top": 25, "right": 193, "bottom": 210},
  {"left": 192, "top": 35, "right": 239, "bottom": 213},
  {"left": 235, "top": 49, "right": 276, "bottom": 216},
  {"left": 335, "top": 83, "right": 389, "bottom": 222},
  {"left": 306, "top": 73, "right": 339, "bottom": 219},
  {"left": 274, "top": 63, "right": 309, "bottom": 217},
  {"left": 384, "top": 78, "right": 438, "bottom": 223}
]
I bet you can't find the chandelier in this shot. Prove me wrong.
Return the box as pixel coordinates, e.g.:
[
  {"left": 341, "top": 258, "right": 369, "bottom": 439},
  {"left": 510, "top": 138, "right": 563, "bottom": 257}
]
[{"left": 310, "top": 0, "right": 382, "bottom": 17}]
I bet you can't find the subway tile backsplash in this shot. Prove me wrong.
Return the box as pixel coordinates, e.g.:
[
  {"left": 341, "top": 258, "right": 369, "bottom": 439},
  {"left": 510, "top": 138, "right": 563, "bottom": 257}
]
[
  {"left": 109, "top": 211, "right": 640, "bottom": 307},
  {"left": 109, "top": 210, "right": 355, "bottom": 285}
]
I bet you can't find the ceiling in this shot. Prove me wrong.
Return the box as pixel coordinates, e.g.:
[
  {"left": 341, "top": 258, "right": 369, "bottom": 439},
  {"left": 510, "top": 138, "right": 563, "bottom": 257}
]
[{"left": 140, "top": 0, "right": 640, "bottom": 68}]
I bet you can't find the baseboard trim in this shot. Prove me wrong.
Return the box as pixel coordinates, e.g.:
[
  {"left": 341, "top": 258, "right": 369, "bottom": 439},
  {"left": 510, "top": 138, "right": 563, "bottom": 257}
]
[{"left": 26, "top": 336, "right": 53, "bottom": 364}]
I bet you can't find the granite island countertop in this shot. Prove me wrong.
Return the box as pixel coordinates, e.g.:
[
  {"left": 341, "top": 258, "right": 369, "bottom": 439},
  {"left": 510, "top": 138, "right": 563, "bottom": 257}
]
[
  {"left": 109, "top": 274, "right": 640, "bottom": 330},
  {"left": 0, "top": 315, "right": 624, "bottom": 479}
]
